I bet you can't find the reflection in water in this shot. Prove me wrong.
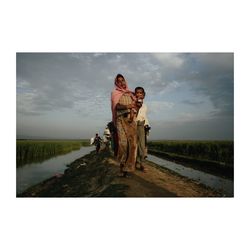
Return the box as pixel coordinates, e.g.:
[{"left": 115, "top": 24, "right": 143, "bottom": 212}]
[
  {"left": 147, "top": 154, "right": 233, "bottom": 197},
  {"left": 16, "top": 146, "right": 94, "bottom": 194}
]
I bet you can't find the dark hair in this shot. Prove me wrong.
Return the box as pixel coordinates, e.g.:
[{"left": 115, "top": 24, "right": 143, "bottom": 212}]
[
  {"left": 116, "top": 74, "right": 125, "bottom": 80},
  {"left": 114, "top": 74, "right": 125, "bottom": 86},
  {"left": 135, "top": 86, "right": 146, "bottom": 97}
]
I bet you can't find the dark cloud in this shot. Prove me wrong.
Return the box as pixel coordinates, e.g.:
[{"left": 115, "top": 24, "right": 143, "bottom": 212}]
[
  {"left": 16, "top": 53, "right": 234, "bottom": 139},
  {"left": 155, "top": 53, "right": 233, "bottom": 111}
]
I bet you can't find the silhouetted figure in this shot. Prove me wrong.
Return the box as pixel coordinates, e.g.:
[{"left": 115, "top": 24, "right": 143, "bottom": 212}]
[{"left": 93, "top": 133, "right": 102, "bottom": 154}]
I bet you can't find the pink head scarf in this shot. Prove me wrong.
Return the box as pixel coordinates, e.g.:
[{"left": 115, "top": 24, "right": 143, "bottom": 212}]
[{"left": 111, "top": 75, "right": 135, "bottom": 124}]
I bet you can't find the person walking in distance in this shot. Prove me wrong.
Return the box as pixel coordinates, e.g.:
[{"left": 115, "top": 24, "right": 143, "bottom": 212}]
[{"left": 93, "top": 133, "right": 102, "bottom": 154}]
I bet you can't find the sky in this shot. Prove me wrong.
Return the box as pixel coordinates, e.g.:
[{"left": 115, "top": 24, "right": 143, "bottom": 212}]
[{"left": 16, "top": 53, "right": 234, "bottom": 140}]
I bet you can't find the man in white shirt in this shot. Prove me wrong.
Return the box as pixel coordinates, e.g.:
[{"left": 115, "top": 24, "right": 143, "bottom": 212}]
[{"left": 134, "top": 87, "right": 150, "bottom": 172}]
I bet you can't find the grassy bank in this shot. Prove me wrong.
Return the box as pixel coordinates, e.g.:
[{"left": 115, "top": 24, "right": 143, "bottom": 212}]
[
  {"left": 16, "top": 139, "right": 90, "bottom": 167},
  {"left": 148, "top": 140, "right": 233, "bottom": 165},
  {"left": 147, "top": 140, "right": 233, "bottom": 178}
]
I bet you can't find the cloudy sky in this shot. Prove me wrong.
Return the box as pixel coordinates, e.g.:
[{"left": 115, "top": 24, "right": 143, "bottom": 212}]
[{"left": 16, "top": 53, "right": 233, "bottom": 140}]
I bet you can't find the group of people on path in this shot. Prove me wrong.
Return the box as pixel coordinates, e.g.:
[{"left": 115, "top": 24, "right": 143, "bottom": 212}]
[{"left": 111, "top": 74, "right": 150, "bottom": 177}]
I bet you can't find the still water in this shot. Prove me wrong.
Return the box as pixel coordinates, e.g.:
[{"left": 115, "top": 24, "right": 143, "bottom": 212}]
[
  {"left": 17, "top": 147, "right": 233, "bottom": 197},
  {"left": 16, "top": 146, "right": 94, "bottom": 194},
  {"left": 147, "top": 154, "right": 234, "bottom": 197}
]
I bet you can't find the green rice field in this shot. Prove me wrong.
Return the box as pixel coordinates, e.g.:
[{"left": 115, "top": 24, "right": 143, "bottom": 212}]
[
  {"left": 148, "top": 140, "right": 234, "bottom": 165},
  {"left": 16, "top": 139, "right": 90, "bottom": 167}
]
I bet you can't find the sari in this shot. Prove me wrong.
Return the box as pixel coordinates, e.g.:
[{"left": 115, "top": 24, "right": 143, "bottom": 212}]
[{"left": 111, "top": 76, "right": 137, "bottom": 173}]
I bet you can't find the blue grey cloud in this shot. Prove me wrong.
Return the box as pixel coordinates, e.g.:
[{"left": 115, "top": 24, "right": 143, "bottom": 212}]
[{"left": 16, "top": 53, "right": 233, "bottom": 139}]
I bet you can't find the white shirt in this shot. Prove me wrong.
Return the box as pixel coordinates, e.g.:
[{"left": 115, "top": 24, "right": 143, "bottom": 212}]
[
  {"left": 136, "top": 103, "right": 149, "bottom": 126},
  {"left": 103, "top": 128, "right": 111, "bottom": 142},
  {"left": 103, "top": 128, "right": 110, "bottom": 136}
]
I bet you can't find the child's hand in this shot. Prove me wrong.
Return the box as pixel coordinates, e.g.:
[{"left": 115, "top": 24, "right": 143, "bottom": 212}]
[
  {"left": 127, "top": 102, "right": 137, "bottom": 109},
  {"left": 136, "top": 99, "right": 143, "bottom": 107}
]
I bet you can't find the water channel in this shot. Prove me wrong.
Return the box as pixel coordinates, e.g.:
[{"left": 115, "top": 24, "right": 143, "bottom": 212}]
[
  {"left": 16, "top": 146, "right": 94, "bottom": 194},
  {"left": 147, "top": 154, "right": 233, "bottom": 196}
]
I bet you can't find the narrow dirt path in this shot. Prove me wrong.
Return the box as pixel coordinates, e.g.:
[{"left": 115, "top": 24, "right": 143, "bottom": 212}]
[{"left": 103, "top": 157, "right": 220, "bottom": 197}]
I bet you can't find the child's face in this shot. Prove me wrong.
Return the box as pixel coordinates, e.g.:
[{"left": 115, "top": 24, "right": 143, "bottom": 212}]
[{"left": 135, "top": 89, "right": 145, "bottom": 99}]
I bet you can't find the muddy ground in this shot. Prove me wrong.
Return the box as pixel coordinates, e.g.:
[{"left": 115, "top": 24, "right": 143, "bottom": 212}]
[{"left": 18, "top": 150, "right": 222, "bottom": 197}]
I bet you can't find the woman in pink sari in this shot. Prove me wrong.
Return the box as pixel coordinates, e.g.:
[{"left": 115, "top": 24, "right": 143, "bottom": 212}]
[{"left": 111, "top": 74, "right": 137, "bottom": 177}]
